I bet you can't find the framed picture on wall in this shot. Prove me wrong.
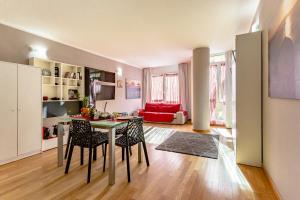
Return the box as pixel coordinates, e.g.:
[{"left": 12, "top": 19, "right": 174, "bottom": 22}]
[
  {"left": 125, "top": 79, "right": 141, "bottom": 99},
  {"left": 269, "top": 1, "right": 300, "bottom": 99},
  {"left": 117, "top": 80, "right": 123, "bottom": 88}
]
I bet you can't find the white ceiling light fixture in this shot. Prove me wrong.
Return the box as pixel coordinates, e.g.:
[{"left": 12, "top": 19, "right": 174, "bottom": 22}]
[
  {"left": 29, "top": 45, "right": 48, "bottom": 59},
  {"left": 116, "top": 67, "right": 123, "bottom": 77},
  {"left": 251, "top": 17, "right": 260, "bottom": 32}
]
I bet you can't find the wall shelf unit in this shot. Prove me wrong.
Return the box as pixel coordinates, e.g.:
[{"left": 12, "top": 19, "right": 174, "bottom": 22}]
[
  {"left": 29, "top": 58, "right": 84, "bottom": 151},
  {"left": 29, "top": 57, "right": 85, "bottom": 102}
]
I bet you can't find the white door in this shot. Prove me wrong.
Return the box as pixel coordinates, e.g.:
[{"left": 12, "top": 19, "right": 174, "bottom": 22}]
[
  {"left": 18, "top": 64, "right": 42, "bottom": 155},
  {"left": 0, "top": 61, "right": 18, "bottom": 162}
]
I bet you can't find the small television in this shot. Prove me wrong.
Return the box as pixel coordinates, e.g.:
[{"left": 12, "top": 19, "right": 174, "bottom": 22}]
[
  {"left": 42, "top": 101, "right": 81, "bottom": 118},
  {"left": 95, "top": 84, "right": 115, "bottom": 100},
  {"left": 85, "top": 67, "right": 115, "bottom": 104}
]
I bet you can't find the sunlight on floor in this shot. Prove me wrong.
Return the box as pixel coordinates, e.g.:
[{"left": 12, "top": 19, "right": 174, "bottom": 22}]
[
  {"left": 219, "top": 142, "right": 253, "bottom": 189},
  {"left": 211, "top": 127, "right": 254, "bottom": 194}
]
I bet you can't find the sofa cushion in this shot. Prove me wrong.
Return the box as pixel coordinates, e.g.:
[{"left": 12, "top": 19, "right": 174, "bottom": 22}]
[
  {"left": 145, "top": 103, "right": 159, "bottom": 112},
  {"left": 139, "top": 111, "right": 175, "bottom": 123},
  {"left": 157, "top": 103, "right": 181, "bottom": 113}
]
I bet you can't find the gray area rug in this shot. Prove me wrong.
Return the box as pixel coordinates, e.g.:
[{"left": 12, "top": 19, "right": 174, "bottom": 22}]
[{"left": 155, "top": 131, "right": 219, "bottom": 159}]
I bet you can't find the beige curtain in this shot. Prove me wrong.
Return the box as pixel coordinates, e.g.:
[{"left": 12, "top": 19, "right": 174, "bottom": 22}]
[
  {"left": 142, "top": 68, "right": 152, "bottom": 107},
  {"left": 225, "top": 51, "right": 233, "bottom": 128},
  {"left": 178, "top": 63, "right": 191, "bottom": 118}
]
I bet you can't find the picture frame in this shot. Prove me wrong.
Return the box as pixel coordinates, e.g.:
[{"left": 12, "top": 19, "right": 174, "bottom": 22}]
[{"left": 125, "top": 79, "right": 141, "bottom": 99}]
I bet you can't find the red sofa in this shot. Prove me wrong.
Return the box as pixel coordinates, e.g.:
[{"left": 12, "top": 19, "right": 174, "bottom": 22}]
[{"left": 138, "top": 103, "right": 188, "bottom": 124}]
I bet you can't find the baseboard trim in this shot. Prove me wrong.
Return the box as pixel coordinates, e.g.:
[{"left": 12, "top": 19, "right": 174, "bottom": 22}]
[
  {"left": 0, "top": 150, "right": 41, "bottom": 166},
  {"left": 262, "top": 167, "right": 282, "bottom": 200}
]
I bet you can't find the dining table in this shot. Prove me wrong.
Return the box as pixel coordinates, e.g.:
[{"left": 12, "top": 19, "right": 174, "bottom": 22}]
[{"left": 57, "top": 117, "right": 141, "bottom": 186}]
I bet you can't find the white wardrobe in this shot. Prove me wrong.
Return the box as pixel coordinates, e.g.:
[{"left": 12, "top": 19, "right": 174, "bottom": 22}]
[
  {"left": 0, "top": 61, "right": 42, "bottom": 164},
  {"left": 234, "top": 31, "right": 262, "bottom": 167}
]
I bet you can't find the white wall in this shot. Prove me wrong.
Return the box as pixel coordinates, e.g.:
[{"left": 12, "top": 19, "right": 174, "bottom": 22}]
[
  {"left": 0, "top": 23, "right": 142, "bottom": 115},
  {"left": 252, "top": 0, "right": 300, "bottom": 199}
]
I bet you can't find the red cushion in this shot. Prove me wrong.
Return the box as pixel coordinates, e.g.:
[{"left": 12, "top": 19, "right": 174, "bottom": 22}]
[
  {"left": 145, "top": 103, "right": 159, "bottom": 112},
  {"left": 144, "top": 103, "right": 181, "bottom": 113},
  {"left": 139, "top": 112, "right": 175, "bottom": 122},
  {"left": 157, "top": 103, "right": 180, "bottom": 113}
]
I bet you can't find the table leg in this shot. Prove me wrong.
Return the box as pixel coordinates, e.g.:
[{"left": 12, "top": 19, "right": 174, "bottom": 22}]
[
  {"left": 108, "top": 127, "right": 116, "bottom": 185},
  {"left": 57, "top": 123, "right": 64, "bottom": 167},
  {"left": 138, "top": 142, "right": 143, "bottom": 163}
]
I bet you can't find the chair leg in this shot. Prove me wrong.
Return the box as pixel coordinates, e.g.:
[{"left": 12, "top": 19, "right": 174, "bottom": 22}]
[
  {"left": 80, "top": 147, "right": 84, "bottom": 165},
  {"left": 129, "top": 146, "right": 132, "bottom": 156},
  {"left": 93, "top": 147, "right": 97, "bottom": 161},
  {"left": 102, "top": 143, "right": 105, "bottom": 157},
  {"left": 64, "top": 134, "right": 72, "bottom": 159},
  {"left": 103, "top": 143, "right": 107, "bottom": 172},
  {"left": 87, "top": 147, "right": 93, "bottom": 183},
  {"left": 142, "top": 141, "right": 150, "bottom": 166},
  {"left": 65, "top": 144, "right": 74, "bottom": 174},
  {"left": 125, "top": 146, "right": 131, "bottom": 182},
  {"left": 122, "top": 147, "right": 125, "bottom": 161}
]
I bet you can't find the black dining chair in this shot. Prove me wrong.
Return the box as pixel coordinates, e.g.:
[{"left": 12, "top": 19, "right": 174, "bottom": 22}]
[
  {"left": 115, "top": 117, "right": 149, "bottom": 182},
  {"left": 65, "top": 124, "right": 105, "bottom": 163},
  {"left": 116, "top": 124, "right": 133, "bottom": 156},
  {"left": 65, "top": 120, "right": 108, "bottom": 183}
]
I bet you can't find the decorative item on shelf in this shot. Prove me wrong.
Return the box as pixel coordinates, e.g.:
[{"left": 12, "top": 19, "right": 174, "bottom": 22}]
[
  {"left": 54, "top": 64, "right": 59, "bottom": 77},
  {"left": 70, "top": 72, "right": 76, "bottom": 79},
  {"left": 48, "top": 126, "right": 57, "bottom": 138},
  {"left": 51, "top": 97, "right": 60, "bottom": 101},
  {"left": 42, "top": 69, "right": 51, "bottom": 76},
  {"left": 64, "top": 72, "right": 70, "bottom": 78},
  {"left": 43, "top": 96, "right": 49, "bottom": 101},
  {"left": 52, "top": 125, "right": 58, "bottom": 136},
  {"left": 68, "top": 89, "right": 78, "bottom": 100},
  {"left": 43, "top": 127, "right": 50, "bottom": 139},
  {"left": 77, "top": 72, "right": 80, "bottom": 80}
]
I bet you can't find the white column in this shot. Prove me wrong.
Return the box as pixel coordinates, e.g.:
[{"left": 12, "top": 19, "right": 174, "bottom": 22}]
[{"left": 192, "top": 47, "right": 210, "bottom": 131}]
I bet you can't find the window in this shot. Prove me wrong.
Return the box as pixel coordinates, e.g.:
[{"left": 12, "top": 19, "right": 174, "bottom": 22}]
[
  {"left": 209, "top": 62, "right": 226, "bottom": 125},
  {"left": 151, "top": 75, "right": 164, "bottom": 102},
  {"left": 151, "top": 73, "right": 179, "bottom": 103}
]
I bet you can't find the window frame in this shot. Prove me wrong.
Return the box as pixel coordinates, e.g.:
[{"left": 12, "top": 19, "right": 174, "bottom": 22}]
[{"left": 150, "top": 72, "right": 179, "bottom": 103}]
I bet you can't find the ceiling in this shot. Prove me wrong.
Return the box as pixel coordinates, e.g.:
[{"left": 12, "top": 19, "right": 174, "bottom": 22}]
[{"left": 0, "top": 0, "right": 259, "bottom": 68}]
